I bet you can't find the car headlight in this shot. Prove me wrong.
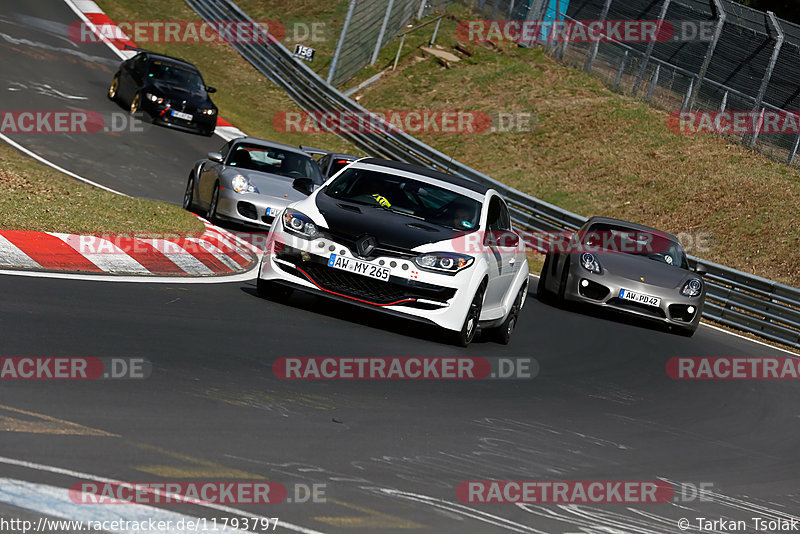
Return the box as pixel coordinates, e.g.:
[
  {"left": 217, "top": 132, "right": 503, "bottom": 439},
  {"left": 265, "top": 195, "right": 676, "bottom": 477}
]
[
  {"left": 415, "top": 252, "right": 474, "bottom": 273},
  {"left": 145, "top": 93, "right": 164, "bottom": 104},
  {"left": 231, "top": 174, "right": 258, "bottom": 194},
  {"left": 681, "top": 278, "right": 703, "bottom": 297},
  {"left": 580, "top": 252, "right": 601, "bottom": 274},
  {"left": 282, "top": 209, "right": 320, "bottom": 239},
  {"left": 200, "top": 108, "right": 216, "bottom": 115}
]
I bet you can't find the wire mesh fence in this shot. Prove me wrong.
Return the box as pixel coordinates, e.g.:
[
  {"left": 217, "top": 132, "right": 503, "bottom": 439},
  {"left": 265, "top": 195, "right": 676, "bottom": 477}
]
[
  {"left": 327, "top": 0, "right": 427, "bottom": 87},
  {"left": 426, "top": 0, "right": 800, "bottom": 167}
]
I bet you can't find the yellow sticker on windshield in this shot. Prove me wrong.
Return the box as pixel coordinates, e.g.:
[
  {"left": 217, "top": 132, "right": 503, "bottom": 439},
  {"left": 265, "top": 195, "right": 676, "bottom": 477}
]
[{"left": 372, "top": 194, "right": 391, "bottom": 208}]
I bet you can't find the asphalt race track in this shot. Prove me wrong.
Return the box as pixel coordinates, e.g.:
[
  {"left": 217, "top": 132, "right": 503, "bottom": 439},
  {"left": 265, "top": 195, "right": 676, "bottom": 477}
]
[{"left": 1, "top": 1, "right": 800, "bottom": 533}]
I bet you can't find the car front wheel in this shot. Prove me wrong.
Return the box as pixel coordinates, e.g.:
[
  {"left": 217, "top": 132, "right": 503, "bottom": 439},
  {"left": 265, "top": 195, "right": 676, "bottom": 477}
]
[
  {"left": 449, "top": 284, "right": 485, "bottom": 347},
  {"left": 130, "top": 92, "right": 141, "bottom": 115},
  {"left": 490, "top": 283, "right": 527, "bottom": 345},
  {"left": 108, "top": 75, "right": 120, "bottom": 102},
  {"left": 257, "top": 277, "right": 293, "bottom": 302},
  {"left": 537, "top": 252, "right": 553, "bottom": 301},
  {"left": 182, "top": 173, "right": 195, "bottom": 211},
  {"left": 207, "top": 183, "right": 219, "bottom": 222}
]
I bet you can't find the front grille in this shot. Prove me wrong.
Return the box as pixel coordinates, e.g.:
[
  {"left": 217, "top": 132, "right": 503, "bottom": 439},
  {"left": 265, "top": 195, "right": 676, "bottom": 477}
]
[
  {"left": 302, "top": 263, "right": 406, "bottom": 303},
  {"left": 237, "top": 201, "right": 258, "bottom": 220},
  {"left": 608, "top": 297, "right": 666, "bottom": 318},
  {"left": 277, "top": 250, "right": 455, "bottom": 305},
  {"left": 261, "top": 214, "right": 275, "bottom": 225}
]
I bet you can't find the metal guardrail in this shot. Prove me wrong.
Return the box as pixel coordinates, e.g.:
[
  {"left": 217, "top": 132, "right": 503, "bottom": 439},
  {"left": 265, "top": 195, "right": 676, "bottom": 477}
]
[{"left": 186, "top": 0, "right": 800, "bottom": 350}]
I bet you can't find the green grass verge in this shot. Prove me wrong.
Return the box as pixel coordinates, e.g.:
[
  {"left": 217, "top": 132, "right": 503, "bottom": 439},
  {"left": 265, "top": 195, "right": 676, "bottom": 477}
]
[
  {"left": 0, "top": 143, "right": 203, "bottom": 235},
  {"left": 95, "top": 1, "right": 800, "bottom": 287}
]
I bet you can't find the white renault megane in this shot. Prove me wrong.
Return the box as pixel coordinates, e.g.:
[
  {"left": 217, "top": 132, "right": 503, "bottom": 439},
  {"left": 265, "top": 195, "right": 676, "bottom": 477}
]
[{"left": 257, "top": 158, "right": 529, "bottom": 346}]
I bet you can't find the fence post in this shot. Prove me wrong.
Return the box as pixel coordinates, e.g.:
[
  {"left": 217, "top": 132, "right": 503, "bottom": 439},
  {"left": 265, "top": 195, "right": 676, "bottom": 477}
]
[
  {"left": 557, "top": 35, "right": 569, "bottom": 59},
  {"left": 681, "top": 77, "right": 694, "bottom": 111},
  {"left": 646, "top": 64, "right": 661, "bottom": 100},
  {"left": 490, "top": 0, "right": 500, "bottom": 19},
  {"left": 614, "top": 49, "right": 629, "bottom": 90},
  {"left": 720, "top": 90, "right": 728, "bottom": 111},
  {"left": 687, "top": 0, "right": 725, "bottom": 110},
  {"left": 518, "top": 0, "right": 544, "bottom": 47},
  {"left": 371, "top": 0, "right": 395, "bottom": 66},
  {"left": 416, "top": 0, "right": 426, "bottom": 20},
  {"left": 750, "top": 107, "right": 766, "bottom": 148},
  {"left": 551, "top": 0, "right": 561, "bottom": 48},
  {"left": 789, "top": 127, "right": 800, "bottom": 165},
  {"left": 392, "top": 33, "right": 406, "bottom": 70},
  {"left": 327, "top": 0, "right": 357, "bottom": 85},
  {"left": 747, "top": 11, "right": 783, "bottom": 147},
  {"left": 584, "top": 0, "right": 613, "bottom": 72},
  {"left": 429, "top": 17, "right": 442, "bottom": 46},
  {"left": 507, "top": 0, "right": 516, "bottom": 18},
  {"left": 633, "top": 0, "right": 671, "bottom": 95}
]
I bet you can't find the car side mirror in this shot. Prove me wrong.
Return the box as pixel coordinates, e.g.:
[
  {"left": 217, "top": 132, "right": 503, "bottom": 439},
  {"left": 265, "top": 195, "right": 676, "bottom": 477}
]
[
  {"left": 694, "top": 263, "right": 708, "bottom": 276},
  {"left": 207, "top": 152, "right": 224, "bottom": 163},
  {"left": 292, "top": 177, "right": 314, "bottom": 196},
  {"left": 484, "top": 230, "right": 519, "bottom": 248},
  {"left": 206, "top": 86, "right": 217, "bottom": 93}
]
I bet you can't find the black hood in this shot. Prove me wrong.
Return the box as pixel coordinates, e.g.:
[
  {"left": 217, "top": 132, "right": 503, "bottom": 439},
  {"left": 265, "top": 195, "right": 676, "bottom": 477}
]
[
  {"left": 316, "top": 190, "right": 464, "bottom": 252},
  {"left": 145, "top": 81, "right": 212, "bottom": 108}
]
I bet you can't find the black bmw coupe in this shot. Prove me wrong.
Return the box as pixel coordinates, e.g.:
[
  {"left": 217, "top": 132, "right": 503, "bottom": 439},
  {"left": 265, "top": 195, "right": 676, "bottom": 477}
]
[{"left": 108, "top": 51, "right": 218, "bottom": 136}]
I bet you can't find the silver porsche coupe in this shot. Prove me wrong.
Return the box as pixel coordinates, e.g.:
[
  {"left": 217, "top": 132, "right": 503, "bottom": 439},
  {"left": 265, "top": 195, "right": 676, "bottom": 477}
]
[{"left": 183, "top": 137, "right": 325, "bottom": 228}]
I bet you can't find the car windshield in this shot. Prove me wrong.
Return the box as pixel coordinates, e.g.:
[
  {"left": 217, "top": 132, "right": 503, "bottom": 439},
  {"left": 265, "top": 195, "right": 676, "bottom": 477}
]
[
  {"left": 148, "top": 61, "right": 206, "bottom": 92},
  {"left": 325, "top": 168, "right": 481, "bottom": 230},
  {"left": 582, "top": 223, "right": 688, "bottom": 268},
  {"left": 227, "top": 144, "right": 323, "bottom": 184}
]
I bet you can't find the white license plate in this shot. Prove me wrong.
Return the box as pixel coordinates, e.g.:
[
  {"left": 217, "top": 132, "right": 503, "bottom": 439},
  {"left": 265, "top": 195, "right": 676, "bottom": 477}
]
[
  {"left": 265, "top": 207, "right": 278, "bottom": 217},
  {"left": 171, "top": 110, "right": 193, "bottom": 121},
  {"left": 619, "top": 288, "right": 661, "bottom": 307},
  {"left": 328, "top": 254, "right": 390, "bottom": 281}
]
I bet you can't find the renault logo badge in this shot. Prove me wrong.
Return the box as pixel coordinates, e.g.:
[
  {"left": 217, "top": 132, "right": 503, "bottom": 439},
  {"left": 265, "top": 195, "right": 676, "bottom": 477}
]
[{"left": 357, "top": 236, "right": 377, "bottom": 257}]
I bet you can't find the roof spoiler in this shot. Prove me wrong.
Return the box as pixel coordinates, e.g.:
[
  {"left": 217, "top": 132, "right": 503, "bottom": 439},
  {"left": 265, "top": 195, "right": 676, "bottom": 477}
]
[{"left": 299, "top": 145, "right": 330, "bottom": 156}]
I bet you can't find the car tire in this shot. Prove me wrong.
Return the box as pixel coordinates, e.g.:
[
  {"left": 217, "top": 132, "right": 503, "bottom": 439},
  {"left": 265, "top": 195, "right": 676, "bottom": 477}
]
[
  {"left": 257, "top": 277, "right": 293, "bottom": 302},
  {"left": 130, "top": 92, "right": 141, "bottom": 115},
  {"left": 556, "top": 256, "right": 570, "bottom": 305},
  {"left": 490, "top": 283, "right": 526, "bottom": 345},
  {"left": 108, "top": 74, "right": 120, "bottom": 103},
  {"left": 182, "top": 173, "right": 195, "bottom": 212},
  {"left": 449, "top": 284, "right": 485, "bottom": 347},
  {"left": 207, "top": 182, "right": 220, "bottom": 222},
  {"left": 537, "top": 252, "right": 552, "bottom": 301}
]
